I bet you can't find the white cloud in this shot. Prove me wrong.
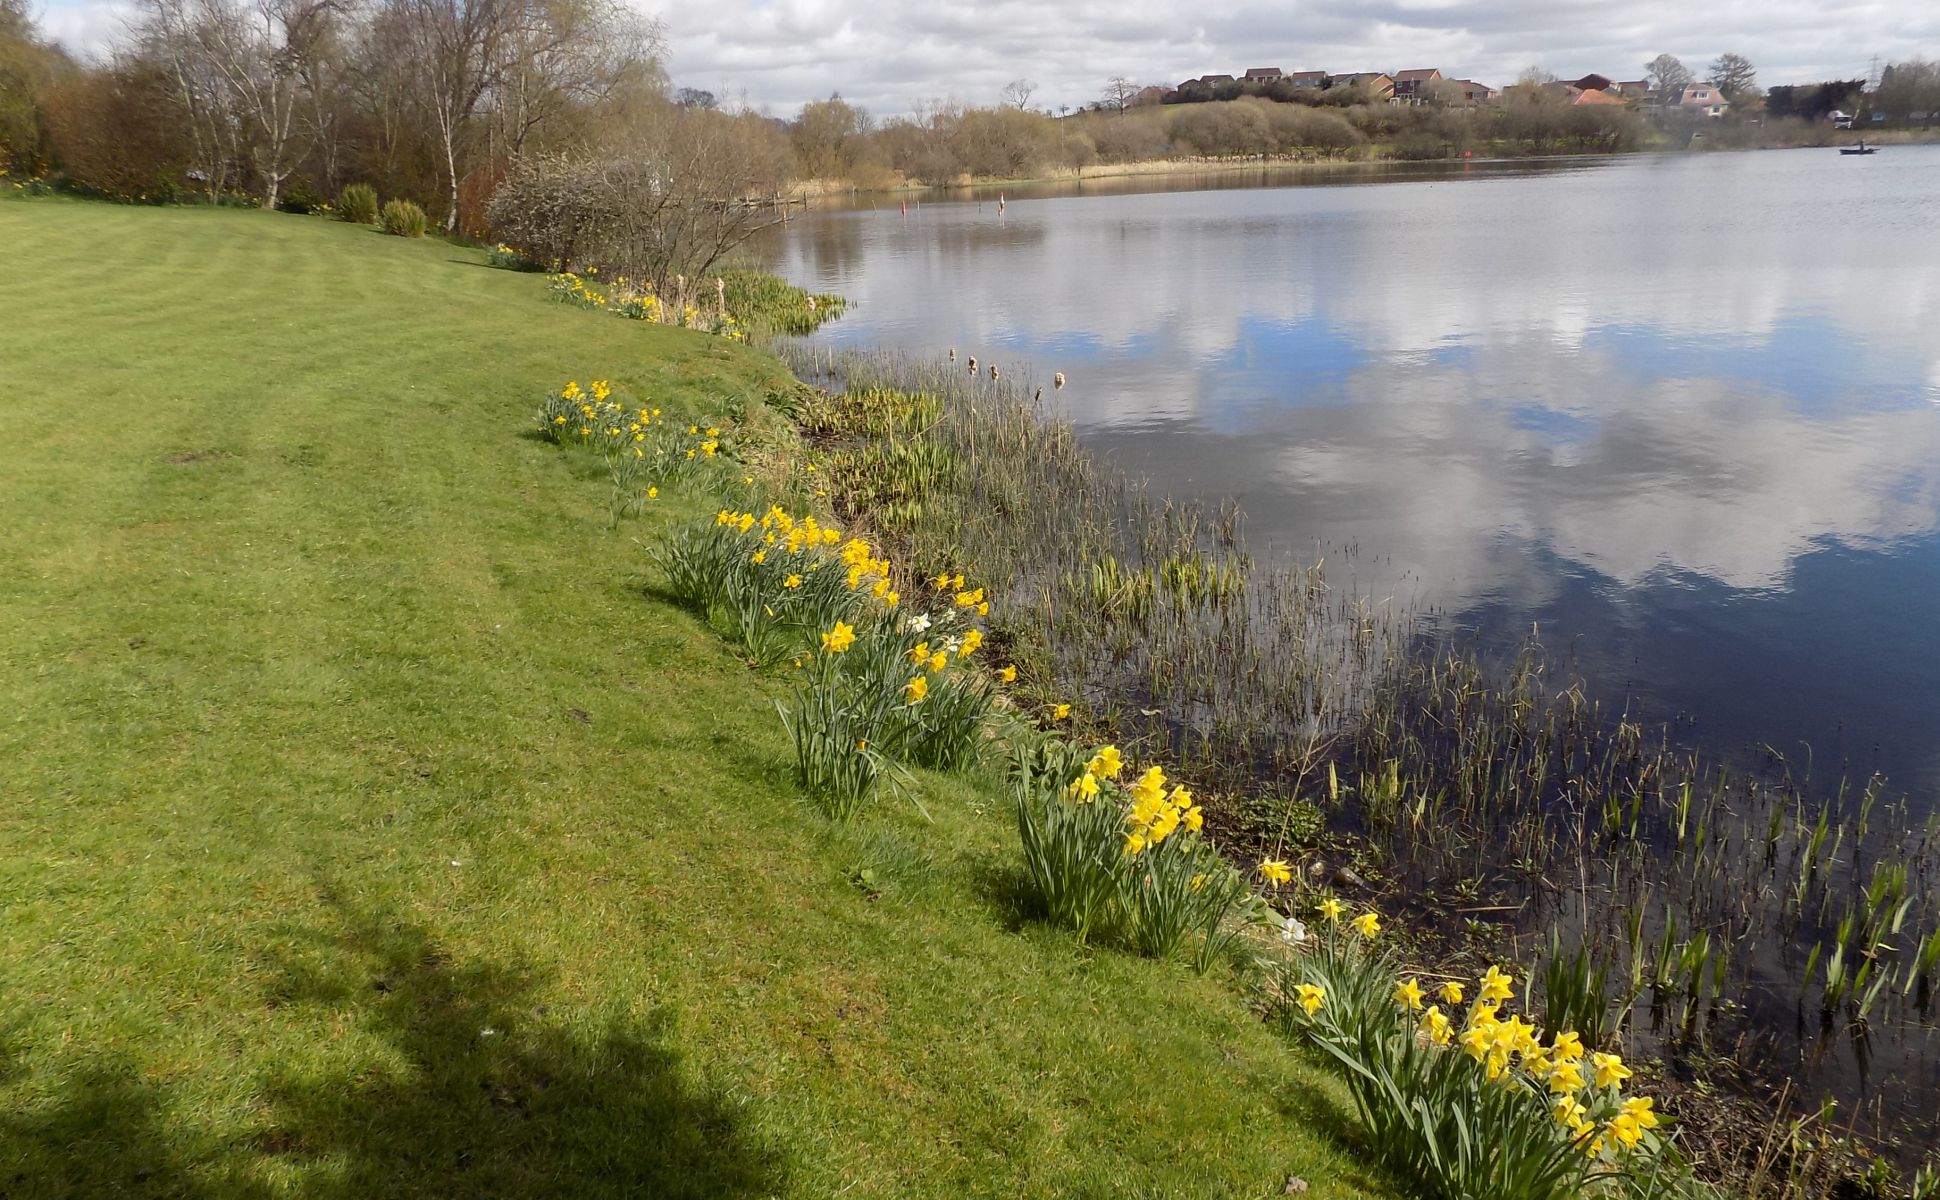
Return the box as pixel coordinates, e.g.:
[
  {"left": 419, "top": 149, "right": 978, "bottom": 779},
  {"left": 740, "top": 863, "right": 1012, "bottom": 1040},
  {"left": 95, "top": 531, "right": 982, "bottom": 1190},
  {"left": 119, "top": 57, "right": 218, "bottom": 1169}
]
[
  {"left": 33, "top": 0, "right": 1939, "bottom": 111},
  {"left": 652, "top": 0, "right": 1940, "bottom": 116}
]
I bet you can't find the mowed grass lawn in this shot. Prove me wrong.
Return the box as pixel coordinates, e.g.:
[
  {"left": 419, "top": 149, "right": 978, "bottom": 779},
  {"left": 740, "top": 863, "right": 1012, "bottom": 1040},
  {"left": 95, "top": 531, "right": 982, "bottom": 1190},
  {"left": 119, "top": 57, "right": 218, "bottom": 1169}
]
[{"left": 0, "top": 200, "right": 1390, "bottom": 1199}]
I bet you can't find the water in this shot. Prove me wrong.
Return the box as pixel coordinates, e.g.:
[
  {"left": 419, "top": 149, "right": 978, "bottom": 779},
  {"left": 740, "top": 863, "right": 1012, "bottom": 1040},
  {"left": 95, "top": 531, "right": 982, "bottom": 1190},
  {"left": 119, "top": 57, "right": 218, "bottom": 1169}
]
[{"left": 762, "top": 149, "right": 1940, "bottom": 801}]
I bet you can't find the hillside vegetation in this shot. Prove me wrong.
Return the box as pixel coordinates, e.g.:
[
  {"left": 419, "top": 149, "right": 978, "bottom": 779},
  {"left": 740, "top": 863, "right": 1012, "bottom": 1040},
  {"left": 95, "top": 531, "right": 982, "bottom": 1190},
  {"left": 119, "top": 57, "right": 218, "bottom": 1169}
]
[{"left": 0, "top": 199, "right": 1392, "bottom": 1199}]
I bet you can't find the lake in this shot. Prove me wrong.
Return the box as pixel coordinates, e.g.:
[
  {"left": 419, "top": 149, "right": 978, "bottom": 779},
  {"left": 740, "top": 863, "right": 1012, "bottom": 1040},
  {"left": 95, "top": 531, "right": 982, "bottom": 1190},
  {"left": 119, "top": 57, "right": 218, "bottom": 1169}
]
[{"left": 760, "top": 148, "right": 1940, "bottom": 800}]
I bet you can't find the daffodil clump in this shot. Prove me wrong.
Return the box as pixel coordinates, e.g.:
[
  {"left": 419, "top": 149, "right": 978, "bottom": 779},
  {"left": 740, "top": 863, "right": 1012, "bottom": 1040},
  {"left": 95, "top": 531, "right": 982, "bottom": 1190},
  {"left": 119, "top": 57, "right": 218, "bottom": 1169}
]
[
  {"left": 486, "top": 242, "right": 544, "bottom": 272},
  {"left": 1277, "top": 907, "right": 1672, "bottom": 1198},
  {"left": 1014, "top": 741, "right": 1263, "bottom": 968},
  {"left": 545, "top": 273, "right": 745, "bottom": 341},
  {"left": 536, "top": 379, "right": 719, "bottom": 516},
  {"left": 657, "top": 503, "right": 1014, "bottom": 817},
  {"left": 548, "top": 271, "right": 608, "bottom": 309}
]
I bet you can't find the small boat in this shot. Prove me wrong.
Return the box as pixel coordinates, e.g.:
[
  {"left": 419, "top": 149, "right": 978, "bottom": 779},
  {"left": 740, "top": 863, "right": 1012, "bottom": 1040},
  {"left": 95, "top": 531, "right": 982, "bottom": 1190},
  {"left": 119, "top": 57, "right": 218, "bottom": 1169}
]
[{"left": 1840, "top": 142, "right": 1879, "bottom": 155}]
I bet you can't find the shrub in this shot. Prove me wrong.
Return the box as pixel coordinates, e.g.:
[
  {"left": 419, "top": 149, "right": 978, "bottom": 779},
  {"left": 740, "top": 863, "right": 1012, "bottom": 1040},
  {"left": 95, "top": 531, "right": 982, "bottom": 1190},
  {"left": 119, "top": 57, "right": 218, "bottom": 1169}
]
[
  {"left": 1275, "top": 921, "right": 1684, "bottom": 1199},
  {"left": 336, "top": 182, "right": 378, "bottom": 225},
  {"left": 380, "top": 198, "right": 426, "bottom": 237},
  {"left": 277, "top": 179, "right": 324, "bottom": 214}
]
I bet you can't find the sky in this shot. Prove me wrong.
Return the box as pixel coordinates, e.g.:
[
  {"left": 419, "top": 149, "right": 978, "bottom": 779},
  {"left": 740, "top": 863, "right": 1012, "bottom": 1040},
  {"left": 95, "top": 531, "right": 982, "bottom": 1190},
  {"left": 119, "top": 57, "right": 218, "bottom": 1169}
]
[{"left": 33, "top": 0, "right": 1940, "bottom": 117}]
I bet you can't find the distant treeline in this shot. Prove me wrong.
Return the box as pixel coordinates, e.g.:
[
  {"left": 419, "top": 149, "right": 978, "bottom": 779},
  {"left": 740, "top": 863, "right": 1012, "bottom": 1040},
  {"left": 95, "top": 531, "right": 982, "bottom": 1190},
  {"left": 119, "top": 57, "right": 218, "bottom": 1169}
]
[
  {"left": 786, "top": 87, "right": 1644, "bottom": 187},
  {"left": 7, "top": 0, "right": 1938, "bottom": 216}
]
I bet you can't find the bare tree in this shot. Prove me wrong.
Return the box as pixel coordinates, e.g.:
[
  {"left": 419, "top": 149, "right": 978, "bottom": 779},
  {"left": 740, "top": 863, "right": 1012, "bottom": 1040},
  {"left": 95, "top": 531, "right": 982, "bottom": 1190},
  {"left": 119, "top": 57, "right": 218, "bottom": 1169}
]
[
  {"left": 493, "top": 0, "right": 661, "bottom": 157},
  {"left": 1099, "top": 75, "right": 1137, "bottom": 114},
  {"left": 136, "top": 0, "right": 242, "bottom": 200},
  {"left": 387, "top": 0, "right": 514, "bottom": 231},
  {"left": 202, "top": 0, "right": 338, "bottom": 208},
  {"left": 1645, "top": 53, "right": 1692, "bottom": 101},
  {"left": 999, "top": 77, "right": 1035, "bottom": 110},
  {"left": 1708, "top": 52, "right": 1757, "bottom": 102}
]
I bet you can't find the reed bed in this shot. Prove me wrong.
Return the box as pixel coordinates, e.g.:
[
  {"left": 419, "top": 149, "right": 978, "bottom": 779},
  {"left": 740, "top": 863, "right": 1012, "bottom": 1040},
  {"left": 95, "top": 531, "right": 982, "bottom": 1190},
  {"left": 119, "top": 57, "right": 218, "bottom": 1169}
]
[{"left": 780, "top": 343, "right": 1940, "bottom": 1188}]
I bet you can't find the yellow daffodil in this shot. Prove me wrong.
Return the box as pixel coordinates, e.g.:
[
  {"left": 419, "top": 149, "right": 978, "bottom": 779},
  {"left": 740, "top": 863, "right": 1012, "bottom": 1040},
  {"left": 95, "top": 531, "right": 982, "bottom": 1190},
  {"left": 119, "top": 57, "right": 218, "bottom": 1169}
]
[
  {"left": 1394, "top": 978, "right": 1425, "bottom": 1011},
  {"left": 998, "top": 665, "right": 1017, "bottom": 684},
  {"left": 1547, "top": 1060, "right": 1586, "bottom": 1094},
  {"left": 908, "top": 641, "right": 930, "bottom": 664},
  {"left": 1619, "top": 1095, "right": 1659, "bottom": 1130},
  {"left": 904, "top": 675, "right": 928, "bottom": 703},
  {"left": 1352, "top": 912, "right": 1381, "bottom": 940},
  {"left": 1051, "top": 703, "right": 1071, "bottom": 721},
  {"left": 1549, "top": 1030, "right": 1584, "bottom": 1063},
  {"left": 1087, "top": 745, "right": 1123, "bottom": 778},
  {"left": 783, "top": 574, "right": 802, "bottom": 589},
  {"left": 646, "top": 487, "right": 658, "bottom": 500},
  {"left": 927, "top": 651, "right": 948, "bottom": 673},
  {"left": 751, "top": 550, "right": 766, "bottom": 564},
  {"left": 1067, "top": 772, "right": 1100, "bottom": 802},
  {"left": 1479, "top": 965, "right": 1514, "bottom": 1004},
  {"left": 959, "top": 629, "right": 983, "bottom": 656},
  {"left": 1437, "top": 980, "right": 1465, "bottom": 1005},
  {"left": 1592, "top": 1052, "right": 1631, "bottom": 1090},
  {"left": 1606, "top": 1114, "right": 1644, "bottom": 1151},
  {"left": 1294, "top": 983, "right": 1325, "bottom": 1015},
  {"left": 1259, "top": 859, "right": 1292, "bottom": 887},
  {"left": 1317, "top": 896, "right": 1344, "bottom": 922},
  {"left": 1422, "top": 1005, "right": 1452, "bottom": 1046},
  {"left": 1122, "top": 829, "right": 1147, "bottom": 856},
  {"left": 1555, "top": 1095, "right": 1590, "bottom": 1133},
  {"left": 1183, "top": 805, "right": 1203, "bottom": 832},
  {"left": 820, "top": 622, "right": 856, "bottom": 654},
  {"left": 1459, "top": 1025, "right": 1492, "bottom": 1062}
]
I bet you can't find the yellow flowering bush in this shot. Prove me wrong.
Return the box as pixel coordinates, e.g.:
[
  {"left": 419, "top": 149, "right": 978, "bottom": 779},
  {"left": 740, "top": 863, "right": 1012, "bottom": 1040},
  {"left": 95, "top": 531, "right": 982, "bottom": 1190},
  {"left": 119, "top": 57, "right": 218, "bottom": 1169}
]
[
  {"left": 1275, "top": 915, "right": 1676, "bottom": 1199},
  {"left": 1014, "top": 740, "right": 1263, "bottom": 968}
]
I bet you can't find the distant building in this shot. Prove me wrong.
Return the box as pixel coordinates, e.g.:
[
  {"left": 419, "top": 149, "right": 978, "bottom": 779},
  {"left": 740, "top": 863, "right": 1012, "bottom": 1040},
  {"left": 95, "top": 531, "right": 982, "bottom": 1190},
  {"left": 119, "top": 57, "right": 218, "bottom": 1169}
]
[
  {"left": 1441, "top": 79, "right": 1498, "bottom": 104},
  {"left": 1679, "top": 83, "right": 1729, "bottom": 117},
  {"left": 1572, "top": 88, "right": 1626, "bottom": 106},
  {"left": 1285, "top": 70, "right": 1328, "bottom": 89},
  {"left": 1131, "top": 85, "right": 1168, "bottom": 107},
  {"left": 1569, "top": 73, "right": 1614, "bottom": 93},
  {"left": 1242, "top": 67, "right": 1285, "bottom": 84},
  {"left": 1612, "top": 80, "right": 1651, "bottom": 98},
  {"left": 1393, "top": 68, "right": 1444, "bottom": 102},
  {"left": 1331, "top": 72, "right": 1395, "bottom": 100},
  {"left": 1200, "top": 73, "right": 1235, "bottom": 87}
]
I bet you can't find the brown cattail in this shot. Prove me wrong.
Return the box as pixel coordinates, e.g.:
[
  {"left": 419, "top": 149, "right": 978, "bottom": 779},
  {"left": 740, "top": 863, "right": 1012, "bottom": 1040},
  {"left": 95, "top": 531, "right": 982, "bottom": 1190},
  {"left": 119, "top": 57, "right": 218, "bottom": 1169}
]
[
  {"left": 947, "top": 347, "right": 956, "bottom": 361},
  {"left": 989, "top": 365, "right": 1000, "bottom": 381},
  {"left": 967, "top": 356, "right": 977, "bottom": 374}
]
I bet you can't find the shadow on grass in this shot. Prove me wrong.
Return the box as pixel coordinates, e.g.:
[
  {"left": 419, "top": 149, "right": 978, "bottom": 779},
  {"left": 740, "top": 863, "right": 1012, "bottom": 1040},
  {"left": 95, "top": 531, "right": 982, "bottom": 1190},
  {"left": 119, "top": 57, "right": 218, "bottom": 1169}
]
[
  {"left": 253, "top": 898, "right": 789, "bottom": 1199},
  {"left": 0, "top": 1058, "right": 213, "bottom": 1200},
  {"left": 1, "top": 900, "right": 788, "bottom": 1200}
]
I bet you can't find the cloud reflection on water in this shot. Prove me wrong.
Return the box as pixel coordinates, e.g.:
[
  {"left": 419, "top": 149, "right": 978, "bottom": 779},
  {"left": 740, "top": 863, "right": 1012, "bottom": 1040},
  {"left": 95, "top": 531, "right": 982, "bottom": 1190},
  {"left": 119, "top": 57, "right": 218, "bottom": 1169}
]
[{"left": 768, "top": 148, "right": 1940, "bottom": 782}]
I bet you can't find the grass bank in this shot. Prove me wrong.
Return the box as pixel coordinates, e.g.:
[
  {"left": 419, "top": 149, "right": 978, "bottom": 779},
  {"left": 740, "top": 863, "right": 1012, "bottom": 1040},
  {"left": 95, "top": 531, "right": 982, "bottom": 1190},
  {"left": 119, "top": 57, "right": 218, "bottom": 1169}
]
[{"left": 0, "top": 198, "right": 1395, "bottom": 1198}]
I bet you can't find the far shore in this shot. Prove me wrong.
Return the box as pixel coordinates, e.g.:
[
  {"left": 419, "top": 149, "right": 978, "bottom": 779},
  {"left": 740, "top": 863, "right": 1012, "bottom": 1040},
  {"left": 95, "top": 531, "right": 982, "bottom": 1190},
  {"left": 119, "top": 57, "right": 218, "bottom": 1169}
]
[{"left": 787, "top": 130, "right": 1940, "bottom": 200}]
